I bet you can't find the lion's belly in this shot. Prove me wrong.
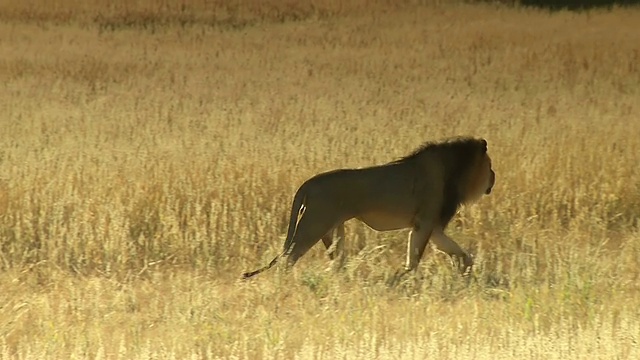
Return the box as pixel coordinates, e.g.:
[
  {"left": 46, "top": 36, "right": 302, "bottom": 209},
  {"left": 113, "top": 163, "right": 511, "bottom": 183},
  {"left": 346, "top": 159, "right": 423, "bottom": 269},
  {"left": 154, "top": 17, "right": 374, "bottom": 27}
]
[{"left": 356, "top": 212, "right": 413, "bottom": 231}]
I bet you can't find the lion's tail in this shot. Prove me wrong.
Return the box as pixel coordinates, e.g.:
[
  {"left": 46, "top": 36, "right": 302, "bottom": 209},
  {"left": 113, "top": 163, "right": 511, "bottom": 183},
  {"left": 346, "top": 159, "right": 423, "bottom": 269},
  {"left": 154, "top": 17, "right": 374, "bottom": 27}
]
[{"left": 241, "top": 184, "right": 307, "bottom": 280}]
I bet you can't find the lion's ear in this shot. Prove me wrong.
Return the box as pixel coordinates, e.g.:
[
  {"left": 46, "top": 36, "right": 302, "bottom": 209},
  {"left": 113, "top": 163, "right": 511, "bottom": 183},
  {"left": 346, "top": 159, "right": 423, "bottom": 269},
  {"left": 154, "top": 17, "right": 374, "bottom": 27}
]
[{"left": 480, "top": 139, "right": 488, "bottom": 153}]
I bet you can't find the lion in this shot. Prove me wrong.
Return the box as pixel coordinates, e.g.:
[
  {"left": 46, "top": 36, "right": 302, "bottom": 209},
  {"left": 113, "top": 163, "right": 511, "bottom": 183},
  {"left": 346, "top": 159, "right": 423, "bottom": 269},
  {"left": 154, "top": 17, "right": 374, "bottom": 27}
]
[{"left": 242, "top": 136, "right": 495, "bottom": 279}]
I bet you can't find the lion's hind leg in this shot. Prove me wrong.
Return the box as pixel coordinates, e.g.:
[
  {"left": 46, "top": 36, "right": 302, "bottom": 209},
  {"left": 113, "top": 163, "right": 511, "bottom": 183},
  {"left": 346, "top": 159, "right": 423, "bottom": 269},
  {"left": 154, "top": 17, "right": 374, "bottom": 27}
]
[
  {"left": 321, "top": 223, "right": 345, "bottom": 260},
  {"left": 285, "top": 210, "right": 341, "bottom": 268},
  {"left": 320, "top": 223, "right": 346, "bottom": 272}
]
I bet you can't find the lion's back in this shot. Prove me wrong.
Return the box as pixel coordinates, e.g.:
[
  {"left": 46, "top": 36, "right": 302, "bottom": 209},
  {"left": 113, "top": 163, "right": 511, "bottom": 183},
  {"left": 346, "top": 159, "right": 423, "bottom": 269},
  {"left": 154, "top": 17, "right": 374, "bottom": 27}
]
[{"left": 304, "top": 163, "right": 416, "bottom": 212}]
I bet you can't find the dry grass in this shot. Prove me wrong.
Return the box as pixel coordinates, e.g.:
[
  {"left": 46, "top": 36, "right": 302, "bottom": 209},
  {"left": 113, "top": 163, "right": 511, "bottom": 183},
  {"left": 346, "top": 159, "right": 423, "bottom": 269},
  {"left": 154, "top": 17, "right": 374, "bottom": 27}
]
[{"left": 1, "top": 0, "right": 639, "bottom": 359}]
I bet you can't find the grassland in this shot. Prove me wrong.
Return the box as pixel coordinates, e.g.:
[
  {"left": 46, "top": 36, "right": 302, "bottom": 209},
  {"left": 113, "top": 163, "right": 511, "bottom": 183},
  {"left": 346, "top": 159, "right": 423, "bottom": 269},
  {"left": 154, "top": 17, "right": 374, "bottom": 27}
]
[{"left": 1, "top": 0, "right": 639, "bottom": 358}]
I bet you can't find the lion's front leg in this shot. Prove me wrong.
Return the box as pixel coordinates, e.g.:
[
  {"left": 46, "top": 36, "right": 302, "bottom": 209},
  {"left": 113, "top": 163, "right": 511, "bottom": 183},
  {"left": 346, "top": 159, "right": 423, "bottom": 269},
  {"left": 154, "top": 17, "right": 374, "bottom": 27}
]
[
  {"left": 430, "top": 227, "right": 473, "bottom": 274},
  {"left": 404, "top": 222, "right": 435, "bottom": 272}
]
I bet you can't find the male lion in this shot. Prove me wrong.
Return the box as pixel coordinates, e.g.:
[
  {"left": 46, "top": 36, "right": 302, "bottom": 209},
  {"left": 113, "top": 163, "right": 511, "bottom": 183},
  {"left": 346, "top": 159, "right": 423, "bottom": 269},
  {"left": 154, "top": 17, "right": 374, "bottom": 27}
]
[{"left": 242, "top": 136, "right": 495, "bottom": 279}]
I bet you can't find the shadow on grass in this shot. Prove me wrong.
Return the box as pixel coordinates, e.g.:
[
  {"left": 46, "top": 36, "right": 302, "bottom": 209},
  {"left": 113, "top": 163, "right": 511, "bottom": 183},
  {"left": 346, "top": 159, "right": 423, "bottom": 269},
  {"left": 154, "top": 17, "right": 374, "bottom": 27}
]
[
  {"left": 383, "top": 264, "right": 512, "bottom": 302},
  {"left": 520, "top": 0, "right": 640, "bottom": 10},
  {"left": 471, "top": 0, "right": 640, "bottom": 10}
]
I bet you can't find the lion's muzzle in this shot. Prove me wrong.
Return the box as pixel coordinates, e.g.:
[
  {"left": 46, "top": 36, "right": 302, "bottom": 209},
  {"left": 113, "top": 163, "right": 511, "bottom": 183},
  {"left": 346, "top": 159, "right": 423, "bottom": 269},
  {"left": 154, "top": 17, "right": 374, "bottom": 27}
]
[{"left": 485, "top": 170, "right": 495, "bottom": 195}]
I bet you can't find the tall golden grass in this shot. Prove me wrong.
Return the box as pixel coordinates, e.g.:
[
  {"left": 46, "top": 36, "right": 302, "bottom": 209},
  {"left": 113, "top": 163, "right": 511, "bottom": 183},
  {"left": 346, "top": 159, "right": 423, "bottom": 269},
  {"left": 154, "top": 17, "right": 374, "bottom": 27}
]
[{"left": 1, "top": 0, "right": 639, "bottom": 358}]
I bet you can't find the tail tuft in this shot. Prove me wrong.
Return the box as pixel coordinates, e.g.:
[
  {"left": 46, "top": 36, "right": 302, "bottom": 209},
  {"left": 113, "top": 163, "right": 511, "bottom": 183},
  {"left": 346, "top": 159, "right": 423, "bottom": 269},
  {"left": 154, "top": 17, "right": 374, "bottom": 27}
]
[
  {"left": 241, "top": 270, "right": 259, "bottom": 279},
  {"left": 241, "top": 254, "right": 282, "bottom": 280}
]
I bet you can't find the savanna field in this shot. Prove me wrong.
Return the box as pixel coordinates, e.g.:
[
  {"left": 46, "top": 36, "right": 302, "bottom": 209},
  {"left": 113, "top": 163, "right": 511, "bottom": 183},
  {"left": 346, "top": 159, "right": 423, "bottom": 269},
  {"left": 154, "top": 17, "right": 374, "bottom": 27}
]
[{"left": 1, "top": 0, "right": 639, "bottom": 358}]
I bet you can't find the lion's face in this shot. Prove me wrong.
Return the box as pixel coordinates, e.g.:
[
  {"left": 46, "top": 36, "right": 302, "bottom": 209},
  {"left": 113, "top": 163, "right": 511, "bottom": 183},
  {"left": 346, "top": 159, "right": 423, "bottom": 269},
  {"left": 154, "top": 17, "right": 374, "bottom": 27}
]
[
  {"left": 478, "top": 139, "right": 495, "bottom": 196},
  {"left": 465, "top": 142, "right": 495, "bottom": 202},
  {"left": 484, "top": 157, "right": 495, "bottom": 195}
]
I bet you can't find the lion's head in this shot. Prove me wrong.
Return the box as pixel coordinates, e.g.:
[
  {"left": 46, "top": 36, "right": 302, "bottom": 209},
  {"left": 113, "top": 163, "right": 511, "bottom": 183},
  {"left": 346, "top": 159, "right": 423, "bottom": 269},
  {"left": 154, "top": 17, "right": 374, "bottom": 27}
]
[{"left": 464, "top": 138, "right": 495, "bottom": 202}]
